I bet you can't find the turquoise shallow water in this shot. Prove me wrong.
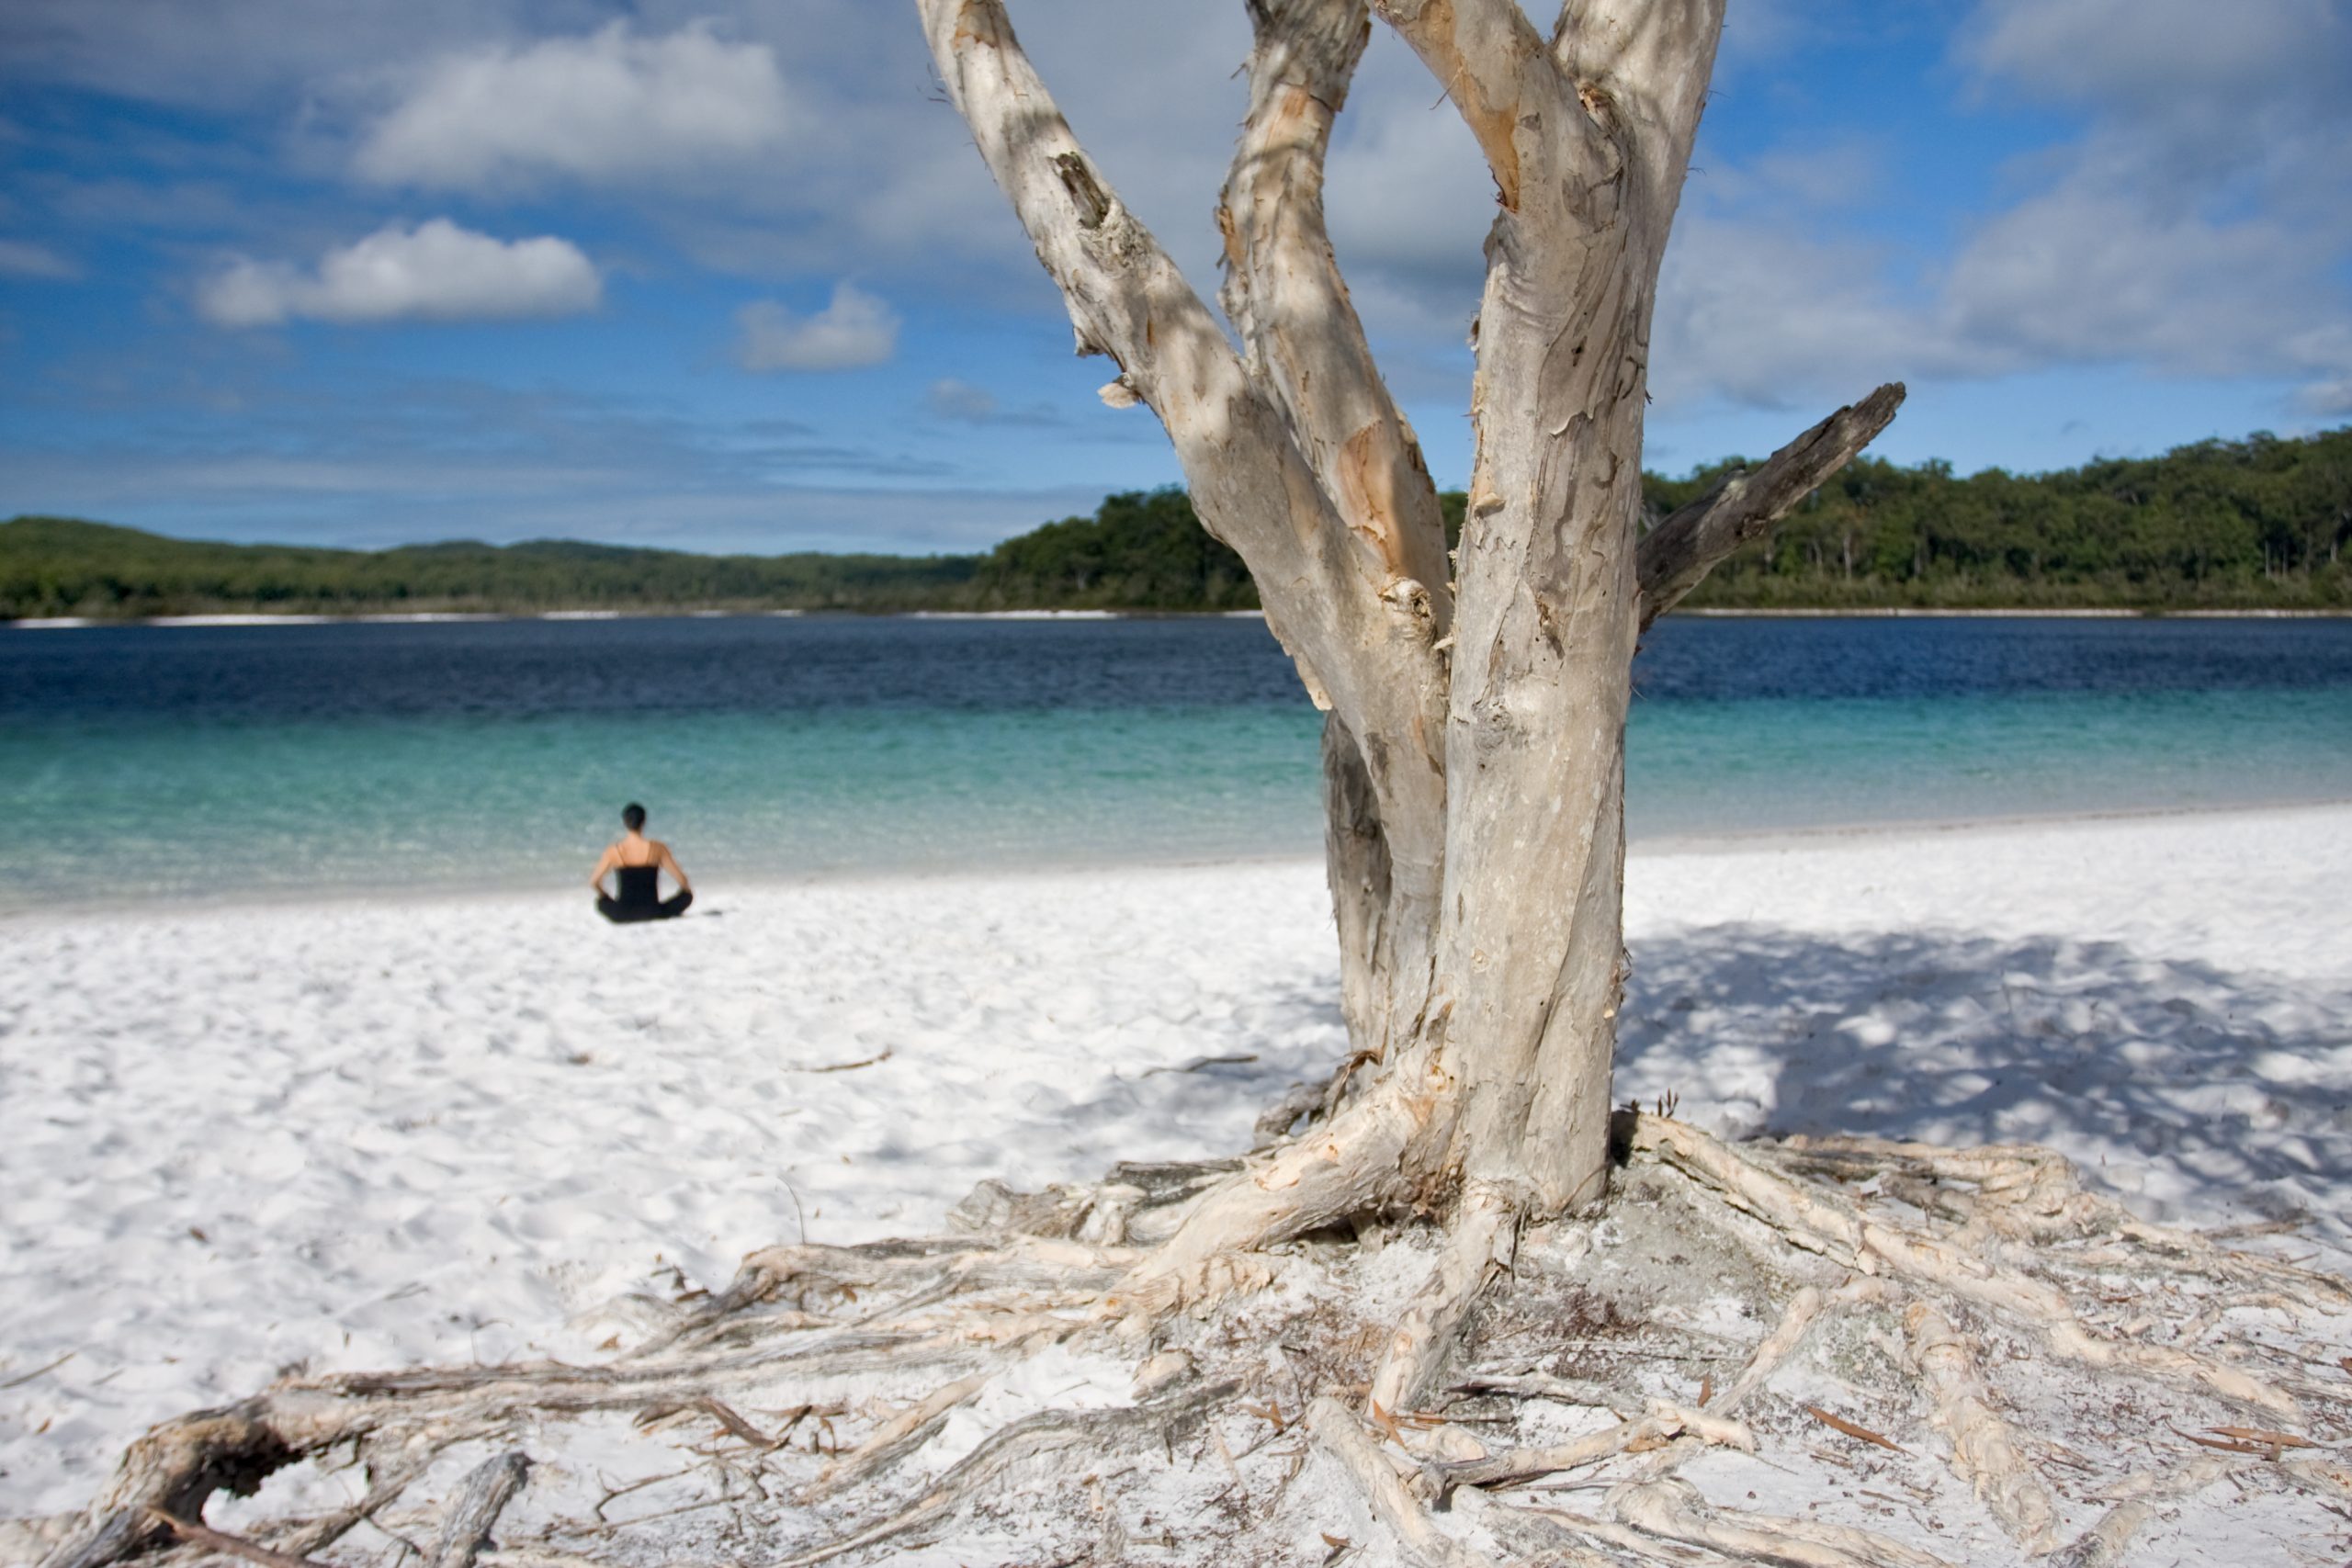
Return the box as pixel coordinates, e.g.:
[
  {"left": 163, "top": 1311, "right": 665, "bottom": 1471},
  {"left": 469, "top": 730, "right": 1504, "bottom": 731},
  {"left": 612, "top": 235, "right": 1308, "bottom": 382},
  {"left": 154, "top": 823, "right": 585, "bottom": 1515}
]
[
  {"left": 1631, "top": 686, "right": 2352, "bottom": 837},
  {"left": 4, "top": 705, "right": 1328, "bottom": 905},
  {"left": 4, "top": 615, "right": 2348, "bottom": 910}
]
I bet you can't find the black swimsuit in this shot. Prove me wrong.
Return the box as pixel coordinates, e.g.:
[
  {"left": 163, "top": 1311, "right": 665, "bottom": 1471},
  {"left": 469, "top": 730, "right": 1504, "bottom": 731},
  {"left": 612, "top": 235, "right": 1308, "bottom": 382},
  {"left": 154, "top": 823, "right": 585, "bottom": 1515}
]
[{"left": 598, "top": 851, "right": 693, "bottom": 923}]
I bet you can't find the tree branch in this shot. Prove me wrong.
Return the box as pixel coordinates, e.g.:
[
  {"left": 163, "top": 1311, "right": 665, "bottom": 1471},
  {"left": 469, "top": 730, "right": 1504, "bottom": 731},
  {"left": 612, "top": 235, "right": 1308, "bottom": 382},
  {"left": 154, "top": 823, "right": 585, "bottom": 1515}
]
[
  {"left": 920, "top": 0, "right": 1450, "bottom": 859},
  {"left": 1635, "top": 382, "right": 1905, "bottom": 630},
  {"left": 1367, "top": 0, "right": 1571, "bottom": 211},
  {"left": 916, "top": 0, "right": 1244, "bottom": 435},
  {"left": 1220, "top": 0, "right": 1453, "bottom": 626},
  {"left": 1553, "top": 0, "right": 1724, "bottom": 154}
]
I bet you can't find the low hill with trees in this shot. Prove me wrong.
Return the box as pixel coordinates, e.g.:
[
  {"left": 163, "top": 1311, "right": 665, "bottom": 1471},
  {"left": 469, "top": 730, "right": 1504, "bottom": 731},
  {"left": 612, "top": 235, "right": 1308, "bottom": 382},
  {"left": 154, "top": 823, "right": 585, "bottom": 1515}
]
[{"left": 5, "top": 425, "right": 2345, "bottom": 619}]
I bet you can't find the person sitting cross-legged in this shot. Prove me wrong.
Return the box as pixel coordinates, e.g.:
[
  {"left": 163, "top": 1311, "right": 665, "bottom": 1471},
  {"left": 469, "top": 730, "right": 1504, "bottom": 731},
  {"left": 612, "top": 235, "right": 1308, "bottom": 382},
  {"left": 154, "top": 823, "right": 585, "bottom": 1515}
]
[{"left": 590, "top": 802, "right": 694, "bottom": 923}]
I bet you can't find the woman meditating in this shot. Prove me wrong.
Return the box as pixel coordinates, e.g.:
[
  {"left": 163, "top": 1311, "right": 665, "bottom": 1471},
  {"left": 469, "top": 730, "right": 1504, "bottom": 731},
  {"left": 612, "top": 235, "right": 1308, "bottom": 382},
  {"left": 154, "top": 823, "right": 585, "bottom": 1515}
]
[{"left": 591, "top": 803, "right": 694, "bottom": 922}]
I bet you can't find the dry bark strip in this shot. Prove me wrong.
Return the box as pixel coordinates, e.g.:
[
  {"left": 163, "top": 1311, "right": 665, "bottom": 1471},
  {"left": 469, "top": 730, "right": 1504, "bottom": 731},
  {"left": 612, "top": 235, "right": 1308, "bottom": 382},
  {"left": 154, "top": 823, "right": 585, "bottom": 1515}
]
[
  {"left": 143, "top": 1510, "right": 331, "bottom": 1568},
  {"left": 1453, "top": 1371, "right": 1645, "bottom": 1420}
]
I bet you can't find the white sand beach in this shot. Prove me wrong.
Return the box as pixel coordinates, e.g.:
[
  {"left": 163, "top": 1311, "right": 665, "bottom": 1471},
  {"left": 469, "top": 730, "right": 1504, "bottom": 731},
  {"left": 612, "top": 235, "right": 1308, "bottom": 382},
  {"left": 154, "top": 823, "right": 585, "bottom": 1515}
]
[{"left": 3, "top": 805, "right": 2348, "bottom": 1533}]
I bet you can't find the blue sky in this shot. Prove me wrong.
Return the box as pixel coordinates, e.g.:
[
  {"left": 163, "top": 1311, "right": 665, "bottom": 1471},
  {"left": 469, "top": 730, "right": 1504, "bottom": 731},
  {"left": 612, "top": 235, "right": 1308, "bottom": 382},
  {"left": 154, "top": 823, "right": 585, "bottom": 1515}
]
[{"left": 1, "top": 0, "right": 2346, "bottom": 554}]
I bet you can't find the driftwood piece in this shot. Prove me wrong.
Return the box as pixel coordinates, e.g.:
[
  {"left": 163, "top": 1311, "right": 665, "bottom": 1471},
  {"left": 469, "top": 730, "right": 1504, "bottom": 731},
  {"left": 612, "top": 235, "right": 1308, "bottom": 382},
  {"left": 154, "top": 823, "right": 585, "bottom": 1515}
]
[
  {"left": 800, "top": 1372, "right": 989, "bottom": 1501},
  {"left": 425, "top": 1451, "right": 530, "bottom": 1568}
]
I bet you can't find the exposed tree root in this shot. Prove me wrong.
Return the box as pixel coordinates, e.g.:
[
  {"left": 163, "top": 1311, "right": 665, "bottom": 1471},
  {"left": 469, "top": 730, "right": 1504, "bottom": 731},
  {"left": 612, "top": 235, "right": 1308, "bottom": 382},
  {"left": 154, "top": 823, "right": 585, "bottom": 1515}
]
[
  {"left": 1634, "top": 1117, "right": 2306, "bottom": 1418},
  {"left": 1434, "top": 1402, "right": 1751, "bottom": 1494},
  {"left": 1304, "top": 1397, "right": 1486, "bottom": 1568},
  {"left": 29, "top": 1122, "right": 2352, "bottom": 1568},
  {"left": 1611, "top": 1478, "right": 1959, "bottom": 1568},
  {"left": 1368, "top": 1185, "right": 1518, "bottom": 1416},
  {"left": 1903, "top": 1304, "right": 2058, "bottom": 1553},
  {"left": 2050, "top": 1455, "right": 2238, "bottom": 1565}
]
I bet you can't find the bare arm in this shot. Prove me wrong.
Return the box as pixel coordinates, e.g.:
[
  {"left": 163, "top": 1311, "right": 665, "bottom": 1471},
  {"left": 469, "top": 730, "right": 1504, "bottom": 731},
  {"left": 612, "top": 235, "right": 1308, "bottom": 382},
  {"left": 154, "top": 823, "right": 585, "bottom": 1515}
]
[
  {"left": 587, "top": 844, "right": 616, "bottom": 894},
  {"left": 658, "top": 842, "right": 690, "bottom": 894}
]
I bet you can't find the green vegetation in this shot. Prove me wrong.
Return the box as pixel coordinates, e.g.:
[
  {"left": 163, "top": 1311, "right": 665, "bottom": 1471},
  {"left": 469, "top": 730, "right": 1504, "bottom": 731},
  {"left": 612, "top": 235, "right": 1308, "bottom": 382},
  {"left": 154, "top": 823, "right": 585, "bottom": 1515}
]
[
  {"left": 1659, "top": 426, "right": 2352, "bottom": 611},
  {"left": 0, "top": 519, "right": 976, "bottom": 619},
  {"left": 6, "top": 426, "right": 2346, "bottom": 619}
]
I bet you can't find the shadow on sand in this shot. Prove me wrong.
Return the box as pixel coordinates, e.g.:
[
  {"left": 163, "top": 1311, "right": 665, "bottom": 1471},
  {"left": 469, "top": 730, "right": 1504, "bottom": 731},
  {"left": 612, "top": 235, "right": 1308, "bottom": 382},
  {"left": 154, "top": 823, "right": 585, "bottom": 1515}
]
[{"left": 1616, "top": 923, "right": 2350, "bottom": 1246}]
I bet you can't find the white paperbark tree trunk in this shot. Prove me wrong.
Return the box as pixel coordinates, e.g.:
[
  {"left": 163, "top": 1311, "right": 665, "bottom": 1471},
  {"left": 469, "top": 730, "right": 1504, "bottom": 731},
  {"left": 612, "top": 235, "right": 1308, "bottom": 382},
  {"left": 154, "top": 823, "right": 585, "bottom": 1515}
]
[{"left": 920, "top": 0, "right": 1902, "bottom": 1234}]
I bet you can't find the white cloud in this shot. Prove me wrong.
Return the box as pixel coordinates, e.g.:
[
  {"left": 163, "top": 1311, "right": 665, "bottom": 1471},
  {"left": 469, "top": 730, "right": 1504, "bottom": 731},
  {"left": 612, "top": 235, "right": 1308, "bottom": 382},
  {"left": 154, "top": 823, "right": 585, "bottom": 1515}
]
[
  {"left": 923, "top": 377, "right": 1067, "bottom": 427},
  {"left": 197, "top": 219, "right": 601, "bottom": 327},
  {"left": 1645, "top": 0, "right": 2352, "bottom": 414},
  {"left": 736, "top": 283, "right": 897, "bottom": 372},
  {"left": 356, "top": 20, "right": 793, "bottom": 188},
  {"left": 1960, "top": 0, "right": 2345, "bottom": 113},
  {"left": 926, "top": 378, "right": 998, "bottom": 422},
  {"left": 1650, "top": 217, "right": 1979, "bottom": 411},
  {"left": 0, "top": 239, "right": 79, "bottom": 279},
  {"left": 2298, "top": 378, "right": 2352, "bottom": 418}
]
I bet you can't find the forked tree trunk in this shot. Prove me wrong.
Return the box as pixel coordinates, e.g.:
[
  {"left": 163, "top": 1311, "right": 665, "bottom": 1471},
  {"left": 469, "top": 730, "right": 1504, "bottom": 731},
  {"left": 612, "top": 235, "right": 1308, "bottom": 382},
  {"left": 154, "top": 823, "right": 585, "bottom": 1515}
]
[{"left": 920, "top": 0, "right": 1903, "bottom": 1235}]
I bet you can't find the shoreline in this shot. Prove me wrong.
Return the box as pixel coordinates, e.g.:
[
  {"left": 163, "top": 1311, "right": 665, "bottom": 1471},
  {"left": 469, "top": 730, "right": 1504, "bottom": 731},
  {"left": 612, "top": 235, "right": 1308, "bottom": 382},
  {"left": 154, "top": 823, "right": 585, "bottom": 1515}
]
[
  {"left": 10, "top": 604, "right": 2352, "bottom": 628},
  {"left": 10, "top": 793, "right": 2350, "bottom": 924}
]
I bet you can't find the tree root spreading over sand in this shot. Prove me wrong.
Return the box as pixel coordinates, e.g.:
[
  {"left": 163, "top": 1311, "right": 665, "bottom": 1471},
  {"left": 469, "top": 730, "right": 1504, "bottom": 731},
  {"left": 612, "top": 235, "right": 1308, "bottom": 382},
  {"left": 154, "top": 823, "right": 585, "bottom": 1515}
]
[{"left": 28, "top": 1116, "right": 2352, "bottom": 1568}]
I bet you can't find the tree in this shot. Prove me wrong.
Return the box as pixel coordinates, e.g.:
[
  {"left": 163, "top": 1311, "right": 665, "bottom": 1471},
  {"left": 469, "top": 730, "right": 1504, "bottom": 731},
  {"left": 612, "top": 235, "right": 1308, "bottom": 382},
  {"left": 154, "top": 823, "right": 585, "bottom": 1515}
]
[
  {"left": 41, "top": 7, "right": 2351, "bottom": 1566},
  {"left": 918, "top": 0, "right": 1903, "bottom": 1301}
]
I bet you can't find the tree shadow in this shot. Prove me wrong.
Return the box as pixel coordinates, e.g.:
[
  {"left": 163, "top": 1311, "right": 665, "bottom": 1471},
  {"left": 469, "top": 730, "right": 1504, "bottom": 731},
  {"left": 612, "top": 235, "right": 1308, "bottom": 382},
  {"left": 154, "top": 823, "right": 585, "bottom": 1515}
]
[{"left": 1616, "top": 923, "right": 2352, "bottom": 1245}]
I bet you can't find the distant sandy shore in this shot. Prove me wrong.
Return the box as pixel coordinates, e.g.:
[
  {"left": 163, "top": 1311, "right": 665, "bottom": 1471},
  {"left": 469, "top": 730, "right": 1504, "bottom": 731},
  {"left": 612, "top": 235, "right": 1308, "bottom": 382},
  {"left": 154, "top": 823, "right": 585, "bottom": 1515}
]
[{"left": 3, "top": 806, "right": 2348, "bottom": 1517}]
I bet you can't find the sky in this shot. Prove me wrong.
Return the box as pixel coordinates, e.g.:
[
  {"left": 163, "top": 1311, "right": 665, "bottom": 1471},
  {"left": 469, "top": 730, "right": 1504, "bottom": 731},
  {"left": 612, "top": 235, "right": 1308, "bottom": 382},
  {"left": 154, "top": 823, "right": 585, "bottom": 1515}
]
[{"left": 1, "top": 0, "right": 2347, "bottom": 556}]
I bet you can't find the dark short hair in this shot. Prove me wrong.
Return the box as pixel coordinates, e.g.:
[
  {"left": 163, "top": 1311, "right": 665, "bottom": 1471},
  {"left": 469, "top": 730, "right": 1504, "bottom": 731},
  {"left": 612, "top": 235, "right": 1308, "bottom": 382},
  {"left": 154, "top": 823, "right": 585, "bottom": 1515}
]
[{"left": 621, "top": 802, "right": 647, "bottom": 831}]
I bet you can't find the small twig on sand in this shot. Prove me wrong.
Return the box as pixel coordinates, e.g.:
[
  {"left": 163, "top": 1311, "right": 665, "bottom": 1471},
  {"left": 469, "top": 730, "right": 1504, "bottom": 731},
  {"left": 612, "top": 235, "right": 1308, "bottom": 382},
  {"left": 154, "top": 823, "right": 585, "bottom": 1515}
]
[
  {"left": 1, "top": 1351, "right": 74, "bottom": 1390},
  {"left": 696, "top": 1397, "right": 782, "bottom": 1451},
  {"left": 1802, "top": 1404, "right": 1910, "bottom": 1455},
  {"left": 792, "top": 1050, "right": 893, "bottom": 1074},
  {"left": 1140, "top": 1054, "right": 1260, "bottom": 1077},
  {"left": 144, "top": 1509, "right": 334, "bottom": 1568}
]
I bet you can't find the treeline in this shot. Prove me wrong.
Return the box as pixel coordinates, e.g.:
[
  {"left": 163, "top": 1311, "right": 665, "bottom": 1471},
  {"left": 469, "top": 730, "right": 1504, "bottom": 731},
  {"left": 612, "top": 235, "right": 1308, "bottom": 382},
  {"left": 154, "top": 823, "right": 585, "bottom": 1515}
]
[
  {"left": 1659, "top": 426, "right": 2352, "bottom": 610},
  {"left": 5, "top": 425, "right": 2346, "bottom": 619},
  {"left": 978, "top": 427, "right": 2351, "bottom": 613},
  {"left": 0, "top": 519, "right": 978, "bottom": 618}
]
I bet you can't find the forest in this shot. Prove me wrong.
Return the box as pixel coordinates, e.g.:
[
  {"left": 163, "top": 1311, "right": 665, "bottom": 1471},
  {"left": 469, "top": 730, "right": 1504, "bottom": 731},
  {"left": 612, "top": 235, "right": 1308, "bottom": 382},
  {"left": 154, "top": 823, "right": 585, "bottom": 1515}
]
[{"left": 5, "top": 425, "right": 2346, "bottom": 618}]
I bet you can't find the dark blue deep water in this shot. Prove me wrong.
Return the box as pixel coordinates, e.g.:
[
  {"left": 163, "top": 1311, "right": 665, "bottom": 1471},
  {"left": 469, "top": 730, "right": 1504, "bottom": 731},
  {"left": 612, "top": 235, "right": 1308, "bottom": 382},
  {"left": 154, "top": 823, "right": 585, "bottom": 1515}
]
[{"left": 5, "top": 615, "right": 2349, "bottom": 908}]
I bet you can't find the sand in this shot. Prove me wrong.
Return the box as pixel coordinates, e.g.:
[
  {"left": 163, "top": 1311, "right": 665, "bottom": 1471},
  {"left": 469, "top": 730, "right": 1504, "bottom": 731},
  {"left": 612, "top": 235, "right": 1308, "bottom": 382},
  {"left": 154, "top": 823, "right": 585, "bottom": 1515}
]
[{"left": 2, "top": 804, "right": 2348, "bottom": 1538}]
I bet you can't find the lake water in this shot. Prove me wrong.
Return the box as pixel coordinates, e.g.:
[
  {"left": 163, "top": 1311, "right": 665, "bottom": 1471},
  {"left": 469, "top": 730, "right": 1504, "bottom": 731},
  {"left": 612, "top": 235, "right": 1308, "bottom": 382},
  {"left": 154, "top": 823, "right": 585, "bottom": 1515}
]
[{"left": 5, "top": 615, "right": 2349, "bottom": 910}]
